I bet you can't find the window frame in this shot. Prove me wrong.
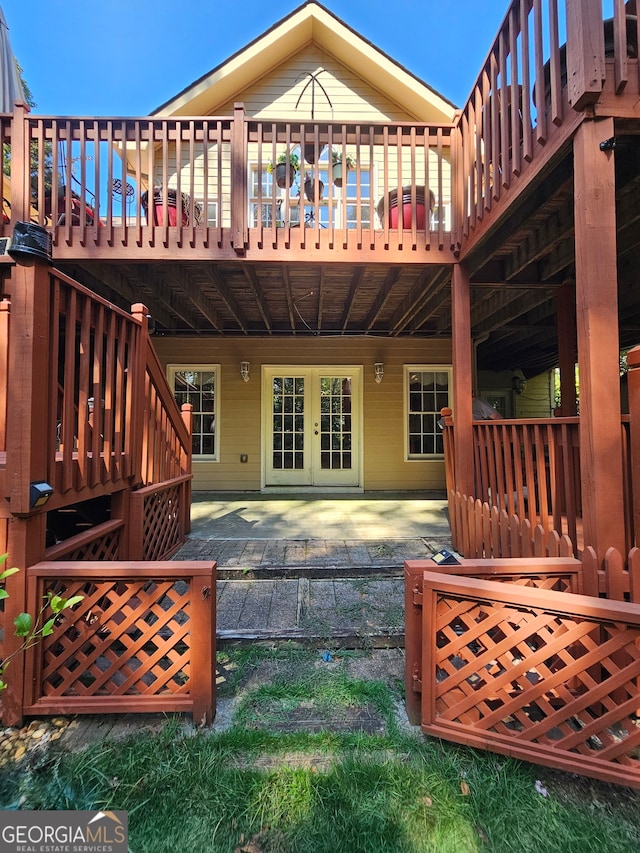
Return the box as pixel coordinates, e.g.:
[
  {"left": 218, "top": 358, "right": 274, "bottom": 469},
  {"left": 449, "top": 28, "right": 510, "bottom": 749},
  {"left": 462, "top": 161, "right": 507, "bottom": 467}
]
[
  {"left": 404, "top": 364, "right": 452, "bottom": 460},
  {"left": 167, "top": 364, "right": 220, "bottom": 463}
]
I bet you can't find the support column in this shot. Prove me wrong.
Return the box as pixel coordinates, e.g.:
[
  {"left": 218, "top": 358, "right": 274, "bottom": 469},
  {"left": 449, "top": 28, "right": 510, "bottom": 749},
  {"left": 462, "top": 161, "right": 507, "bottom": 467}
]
[
  {"left": 451, "top": 262, "right": 474, "bottom": 497},
  {"left": 2, "top": 261, "right": 52, "bottom": 725},
  {"left": 574, "top": 117, "right": 626, "bottom": 562}
]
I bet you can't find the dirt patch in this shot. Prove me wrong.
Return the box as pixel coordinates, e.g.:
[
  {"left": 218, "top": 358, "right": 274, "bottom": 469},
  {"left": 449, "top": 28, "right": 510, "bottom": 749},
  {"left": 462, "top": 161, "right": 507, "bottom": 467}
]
[
  {"left": 221, "top": 647, "right": 405, "bottom": 696},
  {"left": 242, "top": 700, "right": 387, "bottom": 734}
]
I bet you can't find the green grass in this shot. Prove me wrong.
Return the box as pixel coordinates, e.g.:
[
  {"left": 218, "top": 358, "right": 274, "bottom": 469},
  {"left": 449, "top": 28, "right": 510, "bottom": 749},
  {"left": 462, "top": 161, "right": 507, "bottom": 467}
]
[{"left": 3, "top": 648, "right": 640, "bottom": 853}]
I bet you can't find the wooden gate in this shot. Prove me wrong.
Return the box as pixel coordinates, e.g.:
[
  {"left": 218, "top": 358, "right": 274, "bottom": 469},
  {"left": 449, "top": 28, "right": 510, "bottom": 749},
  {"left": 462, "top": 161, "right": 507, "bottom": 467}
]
[
  {"left": 405, "top": 558, "right": 640, "bottom": 788},
  {"left": 21, "top": 561, "right": 216, "bottom": 724}
]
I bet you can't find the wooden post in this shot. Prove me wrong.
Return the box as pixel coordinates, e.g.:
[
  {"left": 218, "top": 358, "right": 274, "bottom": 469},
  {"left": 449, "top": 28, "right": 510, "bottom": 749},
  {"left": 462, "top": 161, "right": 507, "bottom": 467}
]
[
  {"left": 574, "top": 117, "right": 626, "bottom": 562},
  {"left": 190, "top": 562, "right": 217, "bottom": 725},
  {"left": 5, "top": 263, "right": 52, "bottom": 516},
  {"left": 627, "top": 345, "right": 640, "bottom": 547},
  {"left": 181, "top": 403, "right": 193, "bottom": 535},
  {"left": 566, "top": 0, "right": 605, "bottom": 110},
  {"left": 129, "top": 303, "right": 149, "bottom": 489},
  {"left": 9, "top": 103, "right": 28, "bottom": 225},
  {"left": 1, "top": 262, "right": 53, "bottom": 725},
  {"left": 3, "top": 514, "right": 47, "bottom": 725},
  {"left": 451, "top": 263, "right": 474, "bottom": 497},
  {"left": 0, "top": 298, "right": 9, "bottom": 450},
  {"left": 556, "top": 282, "right": 578, "bottom": 416},
  {"left": 231, "top": 103, "right": 247, "bottom": 254},
  {"left": 404, "top": 561, "right": 424, "bottom": 726}
]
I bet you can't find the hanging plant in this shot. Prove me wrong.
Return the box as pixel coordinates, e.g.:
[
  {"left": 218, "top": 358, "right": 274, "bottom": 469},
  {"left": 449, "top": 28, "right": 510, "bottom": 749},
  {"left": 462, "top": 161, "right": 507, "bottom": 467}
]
[
  {"left": 267, "top": 152, "right": 301, "bottom": 189},
  {"left": 304, "top": 171, "right": 324, "bottom": 202},
  {"left": 331, "top": 150, "right": 356, "bottom": 187}
]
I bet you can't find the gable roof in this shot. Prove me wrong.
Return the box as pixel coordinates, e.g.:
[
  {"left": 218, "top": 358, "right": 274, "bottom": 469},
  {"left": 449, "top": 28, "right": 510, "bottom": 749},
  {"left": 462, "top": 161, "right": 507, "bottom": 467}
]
[{"left": 153, "top": 1, "right": 456, "bottom": 123}]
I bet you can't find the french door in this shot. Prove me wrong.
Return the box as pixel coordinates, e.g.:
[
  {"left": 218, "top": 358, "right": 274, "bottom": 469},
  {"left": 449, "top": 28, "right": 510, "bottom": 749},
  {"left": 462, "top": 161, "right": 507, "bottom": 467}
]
[{"left": 263, "top": 367, "right": 361, "bottom": 487}]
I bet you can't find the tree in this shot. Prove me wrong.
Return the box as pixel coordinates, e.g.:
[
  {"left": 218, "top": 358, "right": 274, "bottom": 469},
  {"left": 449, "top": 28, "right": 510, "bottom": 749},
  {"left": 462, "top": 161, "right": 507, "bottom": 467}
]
[{"left": 3, "top": 62, "right": 35, "bottom": 177}]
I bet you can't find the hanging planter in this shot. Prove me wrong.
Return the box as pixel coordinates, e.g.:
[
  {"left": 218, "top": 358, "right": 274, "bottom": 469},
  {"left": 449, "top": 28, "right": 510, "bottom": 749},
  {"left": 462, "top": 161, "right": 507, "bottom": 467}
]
[
  {"left": 267, "top": 153, "right": 300, "bottom": 189},
  {"left": 304, "top": 172, "right": 324, "bottom": 202},
  {"left": 303, "top": 142, "right": 317, "bottom": 164},
  {"left": 331, "top": 150, "right": 356, "bottom": 188}
]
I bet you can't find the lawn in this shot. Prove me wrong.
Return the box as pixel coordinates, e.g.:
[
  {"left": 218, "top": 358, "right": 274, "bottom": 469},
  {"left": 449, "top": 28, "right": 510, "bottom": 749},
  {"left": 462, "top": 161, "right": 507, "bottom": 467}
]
[{"left": 1, "top": 647, "right": 639, "bottom": 853}]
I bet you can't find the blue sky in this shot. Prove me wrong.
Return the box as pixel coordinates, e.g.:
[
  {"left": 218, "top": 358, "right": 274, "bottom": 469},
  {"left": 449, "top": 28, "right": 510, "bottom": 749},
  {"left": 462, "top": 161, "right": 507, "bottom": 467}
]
[{"left": 6, "top": 1, "right": 510, "bottom": 116}]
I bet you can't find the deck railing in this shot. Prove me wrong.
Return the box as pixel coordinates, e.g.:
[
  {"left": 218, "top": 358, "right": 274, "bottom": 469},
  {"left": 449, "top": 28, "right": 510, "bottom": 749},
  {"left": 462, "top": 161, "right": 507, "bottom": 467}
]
[
  {"left": 0, "top": 268, "right": 192, "bottom": 553},
  {"left": 0, "top": 4, "right": 636, "bottom": 260},
  {"left": 443, "top": 414, "right": 634, "bottom": 559},
  {"left": 2, "top": 106, "right": 454, "bottom": 255},
  {"left": 453, "top": 0, "right": 639, "bottom": 247}
]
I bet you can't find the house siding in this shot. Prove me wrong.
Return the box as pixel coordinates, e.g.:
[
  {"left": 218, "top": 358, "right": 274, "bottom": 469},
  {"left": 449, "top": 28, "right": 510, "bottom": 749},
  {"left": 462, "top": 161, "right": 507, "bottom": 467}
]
[
  {"left": 152, "top": 336, "right": 452, "bottom": 492},
  {"left": 216, "top": 46, "right": 417, "bottom": 122},
  {"left": 150, "top": 44, "right": 452, "bottom": 230}
]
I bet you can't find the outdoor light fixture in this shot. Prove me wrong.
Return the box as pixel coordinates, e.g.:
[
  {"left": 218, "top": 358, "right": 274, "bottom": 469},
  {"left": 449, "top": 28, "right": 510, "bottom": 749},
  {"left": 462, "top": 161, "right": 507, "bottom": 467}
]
[
  {"left": 9, "top": 221, "right": 53, "bottom": 265},
  {"left": 512, "top": 369, "right": 527, "bottom": 395},
  {"left": 374, "top": 362, "right": 384, "bottom": 384},
  {"left": 240, "top": 361, "right": 250, "bottom": 382},
  {"left": 29, "top": 481, "right": 54, "bottom": 509},
  {"left": 432, "top": 549, "right": 460, "bottom": 566}
]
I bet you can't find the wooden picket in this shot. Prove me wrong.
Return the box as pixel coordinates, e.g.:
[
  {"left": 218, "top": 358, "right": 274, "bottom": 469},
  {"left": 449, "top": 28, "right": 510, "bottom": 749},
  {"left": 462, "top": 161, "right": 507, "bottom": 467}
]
[{"left": 448, "top": 489, "right": 576, "bottom": 560}]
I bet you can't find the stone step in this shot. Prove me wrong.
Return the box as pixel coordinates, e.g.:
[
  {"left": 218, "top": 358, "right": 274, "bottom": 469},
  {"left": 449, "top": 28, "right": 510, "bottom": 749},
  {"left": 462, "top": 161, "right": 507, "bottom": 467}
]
[{"left": 216, "top": 576, "right": 405, "bottom": 647}]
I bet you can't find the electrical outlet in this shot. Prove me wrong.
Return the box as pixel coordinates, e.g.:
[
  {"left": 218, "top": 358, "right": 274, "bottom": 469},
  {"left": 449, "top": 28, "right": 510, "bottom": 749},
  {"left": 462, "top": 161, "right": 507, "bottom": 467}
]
[{"left": 240, "top": 454, "right": 248, "bottom": 463}]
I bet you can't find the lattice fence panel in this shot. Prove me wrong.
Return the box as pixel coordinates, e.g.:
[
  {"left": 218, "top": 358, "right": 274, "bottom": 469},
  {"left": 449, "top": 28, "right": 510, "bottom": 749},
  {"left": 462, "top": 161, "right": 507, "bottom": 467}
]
[
  {"left": 53, "top": 530, "right": 121, "bottom": 562},
  {"left": 421, "top": 572, "right": 640, "bottom": 788},
  {"left": 38, "top": 578, "right": 191, "bottom": 698},
  {"left": 143, "top": 485, "right": 182, "bottom": 560}
]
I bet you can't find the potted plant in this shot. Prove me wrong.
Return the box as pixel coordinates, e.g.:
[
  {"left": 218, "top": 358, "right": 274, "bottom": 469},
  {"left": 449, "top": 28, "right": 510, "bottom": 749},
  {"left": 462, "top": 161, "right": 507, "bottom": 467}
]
[
  {"left": 303, "top": 171, "right": 324, "bottom": 202},
  {"left": 331, "top": 150, "right": 356, "bottom": 188},
  {"left": 267, "top": 152, "right": 300, "bottom": 189}
]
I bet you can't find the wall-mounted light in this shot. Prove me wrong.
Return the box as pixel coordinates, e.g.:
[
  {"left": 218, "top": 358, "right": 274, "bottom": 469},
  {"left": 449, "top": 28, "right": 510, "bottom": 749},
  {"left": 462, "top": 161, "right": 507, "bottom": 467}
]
[
  {"left": 374, "top": 362, "right": 384, "bottom": 384},
  {"left": 9, "top": 221, "right": 53, "bottom": 265},
  {"left": 29, "top": 481, "right": 54, "bottom": 509},
  {"left": 240, "top": 361, "right": 250, "bottom": 382},
  {"left": 512, "top": 369, "right": 527, "bottom": 395}
]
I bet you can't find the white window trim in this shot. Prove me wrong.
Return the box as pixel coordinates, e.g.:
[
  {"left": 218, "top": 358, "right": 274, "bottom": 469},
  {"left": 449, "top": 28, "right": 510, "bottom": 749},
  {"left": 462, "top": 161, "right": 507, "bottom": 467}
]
[
  {"left": 167, "top": 364, "right": 220, "bottom": 463},
  {"left": 404, "top": 364, "right": 452, "bottom": 460}
]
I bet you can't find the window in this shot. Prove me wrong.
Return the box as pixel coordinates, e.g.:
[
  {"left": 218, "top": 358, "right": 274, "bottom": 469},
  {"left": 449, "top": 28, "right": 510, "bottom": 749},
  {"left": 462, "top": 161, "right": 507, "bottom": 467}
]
[
  {"left": 167, "top": 365, "right": 219, "bottom": 460},
  {"left": 195, "top": 200, "right": 218, "bottom": 227},
  {"left": 249, "top": 160, "right": 371, "bottom": 229},
  {"left": 405, "top": 366, "right": 452, "bottom": 458}
]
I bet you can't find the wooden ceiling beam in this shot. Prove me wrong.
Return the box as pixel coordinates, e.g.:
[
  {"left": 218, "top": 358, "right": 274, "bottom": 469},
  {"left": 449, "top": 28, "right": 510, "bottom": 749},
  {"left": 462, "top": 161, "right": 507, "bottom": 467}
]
[
  {"left": 316, "top": 267, "right": 326, "bottom": 332},
  {"left": 174, "top": 267, "right": 227, "bottom": 331},
  {"left": 503, "top": 197, "right": 574, "bottom": 281},
  {"left": 283, "top": 267, "right": 296, "bottom": 333},
  {"left": 364, "top": 266, "right": 401, "bottom": 330},
  {"left": 241, "top": 264, "right": 273, "bottom": 333},
  {"left": 388, "top": 267, "right": 441, "bottom": 331},
  {"left": 132, "top": 266, "right": 205, "bottom": 331},
  {"left": 200, "top": 267, "right": 248, "bottom": 332},
  {"left": 340, "top": 266, "right": 365, "bottom": 332},
  {"left": 398, "top": 269, "right": 451, "bottom": 334}
]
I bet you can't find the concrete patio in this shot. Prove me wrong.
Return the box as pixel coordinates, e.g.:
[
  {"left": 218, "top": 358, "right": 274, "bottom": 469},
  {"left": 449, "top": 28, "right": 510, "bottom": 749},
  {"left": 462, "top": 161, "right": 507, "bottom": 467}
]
[{"left": 175, "top": 491, "right": 453, "bottom": 643}]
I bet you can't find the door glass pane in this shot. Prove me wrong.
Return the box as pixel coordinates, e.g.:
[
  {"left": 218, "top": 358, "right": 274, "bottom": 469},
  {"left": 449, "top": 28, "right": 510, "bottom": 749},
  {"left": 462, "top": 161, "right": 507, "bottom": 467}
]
[
  {"left": 319, "top": 376, "right": 352, "bottom": 470},
  {"left": 272, "top": 376, "right": 304, "bottom": 470}
]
